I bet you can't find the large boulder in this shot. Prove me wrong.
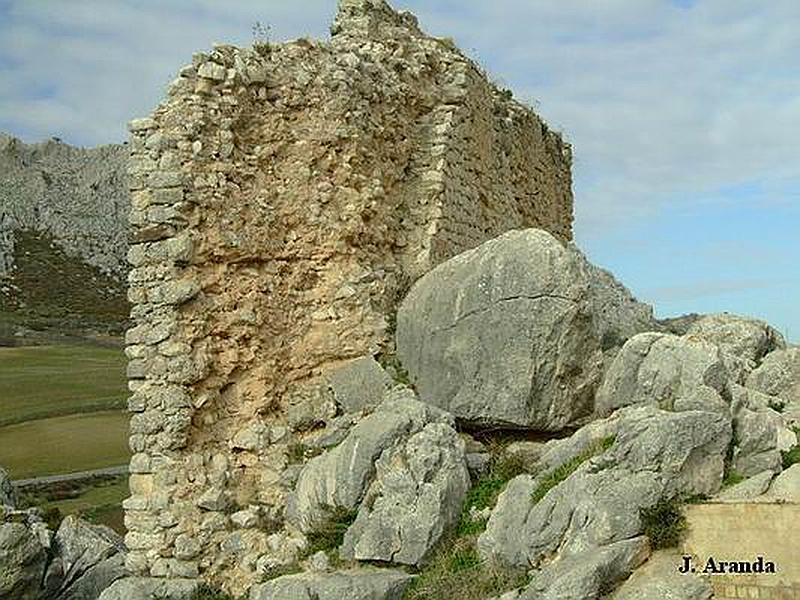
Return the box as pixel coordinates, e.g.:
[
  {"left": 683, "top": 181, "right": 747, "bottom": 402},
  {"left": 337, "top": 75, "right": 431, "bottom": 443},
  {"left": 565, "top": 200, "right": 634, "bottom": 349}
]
[
  {"left": 286, "top": 387, "right": 453, "bottom": 533},
  {"left": 0, "top": 515, "right": 50, "bottom": 600},
  {"left": 685, "top": 313, "right": 785, "bottom": 382},
  {"left": 396, "top": 228, "right": 655, "bottom": 430},
  {"left": 340, "top": 422, "right": 469, "bottom": 566},
  {"left": 759, "top": 464, "right": 800, "bottom": 502},
  {"left": 249, "top": 568, "right": 414, "bottom": 600},
  {"left": 746, "top": 348, "right": 800, "bottom": 420},
  {"left": 478, "top": 406, "right": 730, "bottom": 599},
  {"left": 0, "top": 466, "right": 15, "bottom": 508},
  {"left": 729, "top": 386, "right": 784, "bottom": 476},
  {"left": 595, "top": 332, "right": 731, "bottom": 417},
  {"left": 97, "top": 577, "right": 199, "bottom": 600},
  {"left": 522, "top": 537, "right": 650, "bottom": 600},
  {"left": 47, "top": 515, "right": 127, "bottom": 600}
]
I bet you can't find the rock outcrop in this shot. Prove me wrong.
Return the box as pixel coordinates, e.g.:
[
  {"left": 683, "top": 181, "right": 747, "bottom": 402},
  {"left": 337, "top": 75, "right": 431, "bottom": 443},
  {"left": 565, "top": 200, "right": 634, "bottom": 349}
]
[
  {"left": 611, "top": 550, "right": 713, "bottom": 600},
  {"left": 397, "top": 228, "right": 655, "bottom": 430},
  {"left": 0, "top": 501, "right": 127, "bottom": 600},
  {"left": 339, "top": 421, "right": 470, "bottom": 566},
  {"left": 595, "top": 332, "right": 731, "bottom": 417},
  {"left": 0, "top": 515, "right": 50, "bottom": 599},
  {"left": 478, "top": 406, "right": 731, "bottom": 598},
  {"left": 685, "top": 313, "right": 785, "bottom": 382},
  {"left": 746, "top": 347, "right": 800, "bottom": 420},
  {"left": 0, "top": 134, "right": 129, "bottom": 336},
  {"left": 249, "top": 568, "right": 414, "bottom": 600},
  {"left": 287, "top": 387, "right": 455, "bottom": 534},
  {"left": 47, "top": 516, "right": 128, "bottom": 600},
  {"left": 0, "top": 134, "right": 128, "bottom": 281}
]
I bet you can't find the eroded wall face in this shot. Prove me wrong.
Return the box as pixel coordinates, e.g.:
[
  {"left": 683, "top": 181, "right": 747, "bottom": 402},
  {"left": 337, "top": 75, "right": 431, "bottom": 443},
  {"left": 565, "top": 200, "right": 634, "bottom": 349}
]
[{"left": 123, "top": 0, "right": 573, "bottom": 592}]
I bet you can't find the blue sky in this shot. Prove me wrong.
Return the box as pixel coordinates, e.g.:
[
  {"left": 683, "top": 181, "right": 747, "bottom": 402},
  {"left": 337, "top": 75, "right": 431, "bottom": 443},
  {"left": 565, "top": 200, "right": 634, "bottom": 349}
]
[{"left": 0, "top": 0, "right": 797, "bottom": 340}]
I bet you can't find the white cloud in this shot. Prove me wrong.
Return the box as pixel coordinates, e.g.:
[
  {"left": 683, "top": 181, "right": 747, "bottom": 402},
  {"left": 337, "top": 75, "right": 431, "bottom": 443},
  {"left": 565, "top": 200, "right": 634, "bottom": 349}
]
[{"left": 2, "top": 0, "right": 799, "bottom": 233}]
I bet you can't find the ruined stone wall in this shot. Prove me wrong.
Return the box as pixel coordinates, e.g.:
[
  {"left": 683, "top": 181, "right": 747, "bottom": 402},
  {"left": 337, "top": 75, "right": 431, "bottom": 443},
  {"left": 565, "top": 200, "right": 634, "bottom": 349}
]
[{"left": 122, "top": 0, "right": 573, "bottom": 592}]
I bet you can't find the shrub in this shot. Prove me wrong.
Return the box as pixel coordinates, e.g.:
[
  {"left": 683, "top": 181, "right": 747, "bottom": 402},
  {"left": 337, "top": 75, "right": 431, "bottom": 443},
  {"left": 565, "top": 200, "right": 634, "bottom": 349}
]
[
  {"left": 639, "top": 497, "right": 687, "bottom": 549},
  {"left": 286, "top": 442, "right": 322, "bottom": 464},
  {"left": 304, "top": 506, "right": 358, "bottom": 556},
  {"left": 154, "top": 584, "right": 244, "bottom": 600},
  {"left": 251, "top": 21, "right": 272, "bottom": 56},
  {"left": 768, "top": 398, "right": 786, "bottom": 413},
  {"left": 722, "top": 469, "right": 745, "bottom": 488},
  {"left": 782, "top": 445, "right": 800, "bottom": 469},
  {"left": 457, "top": 453, "right": 527, "bottom": 536},
  {"left": 403, "top": 537, "right": 527, "bottom": 600}
]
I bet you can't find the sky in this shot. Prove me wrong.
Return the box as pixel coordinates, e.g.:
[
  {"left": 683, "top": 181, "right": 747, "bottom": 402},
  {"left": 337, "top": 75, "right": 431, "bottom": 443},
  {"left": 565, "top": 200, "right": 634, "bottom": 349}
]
[{"left": 0, "top": 0, "right": 798, "bottom": 340}]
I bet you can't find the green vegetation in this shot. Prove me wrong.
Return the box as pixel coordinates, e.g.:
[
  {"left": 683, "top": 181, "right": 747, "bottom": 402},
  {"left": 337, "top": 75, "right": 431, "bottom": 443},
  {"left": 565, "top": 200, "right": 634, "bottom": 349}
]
[
  {"left": 639, "top": 497, "right": 687, "bottom": 549},
  {"left": 0, "top": 411, "right": 130, "bottom": 478},
  {"left": 251, "top": 21, "right": 272, "bottom": 56},
  {"left": 286, "top": 442, "right": 323, "bottom": 464},
  {"left": 457, "top": 453, "right": 527, "bottom": 536},
  {"left": 304, "top": 506, "right": 359, "bottom": 557},
  {"left": 782, "top": 446, "right": 800, "bottom": 469},
  {"left": 154, "top": 584, "right": 246, "bottom": 600},
  {"left": 19, "top": 476, "right": 128, "bottom": 534},
  {"left": 780, "top": 427, "right": 800, "bottom": 469},
  {"left": 530, "top": 436, "right": 615, "bottom": 504},
  {"left": 404, "top": 448, "right": 530, "bottom": 599},
  {"left": 403, "top": 536, "right": 527, "bottom": 600},
  {"left": 0, "top": 230, "right": 128, "bottom": 336},
  {"left": 0, "top": 345, "right": 127, "bottom": 427},
  {"left": 722, "top": 469, "right": 745, "bottom": 488},
  {"left": 768, "top": 398, "right": 786, "bottom": 413}
]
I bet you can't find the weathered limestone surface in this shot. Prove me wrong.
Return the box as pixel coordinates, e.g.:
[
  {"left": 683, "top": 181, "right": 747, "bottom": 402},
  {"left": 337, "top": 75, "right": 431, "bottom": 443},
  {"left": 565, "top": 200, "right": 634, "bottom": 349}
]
[
  {"left": 286, "top": 387, "right": 452, "bottom": 533},
  {"left": 685, "top": 313, "right": 785, "bottom": 383},
  {"left": 48, "top": 516, "right": 128, "bottom": 600},
  {"left": 478, "top": 406, "right": 731, "bottom": 598},
  {"left": 123, "top": 0, "right": 574, "bottom": 591},
  {"left": 746, "top": 347, "right": 800, "bottom": 416},
  {"left": 0, "top": 504, "right": 128, "bottom": 600},
  {"left": 97, "top": 577, "right": 199, "bottom": 600},
  {"left": 249, "top": 568, "right": 414, "bottom": 600},
  {"left": 0, "top": 520, "right": 49, "bottom": 599},
  {"left": 339, "top": 421, "right": 470, "bottom": 566},
  {"left": 595, "top": 332, "right": 731, "bottom": 417},
  {"left": 397, "top": 228, "right": 655, "bottom": 430}
]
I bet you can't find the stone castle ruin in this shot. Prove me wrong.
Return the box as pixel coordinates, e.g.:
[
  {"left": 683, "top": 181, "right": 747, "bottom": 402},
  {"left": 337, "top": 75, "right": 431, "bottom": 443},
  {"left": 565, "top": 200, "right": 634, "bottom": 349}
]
[
  {"left": 119, "top": 0, "right": 800, "bottom": 598},
  {"left": 123, "top": 0, "right": 572, "bottom": 590}
]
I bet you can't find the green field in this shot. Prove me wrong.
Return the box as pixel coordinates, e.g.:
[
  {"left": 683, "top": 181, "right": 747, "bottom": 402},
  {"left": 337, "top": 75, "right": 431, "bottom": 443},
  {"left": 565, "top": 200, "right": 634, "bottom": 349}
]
[
  {"left": 0, "top": 340, "right": 131, "bottom": 533},
  {"left": 0, "top": 344, "right": 127, "bottom": 426},
  {"left": 0, "top": 410, "right": 130, "bottom": 479},
  {"left": 21, "top": 477, "right": 129, "bottom": 535}
]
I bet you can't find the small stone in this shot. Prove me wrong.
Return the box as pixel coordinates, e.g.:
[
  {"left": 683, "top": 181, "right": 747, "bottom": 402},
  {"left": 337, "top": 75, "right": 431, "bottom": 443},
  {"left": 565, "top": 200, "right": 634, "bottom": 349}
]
[
  {"left": 230, "top": 508, "right": 259, "bottom": 529},
  {"left": 197, "top": 487, "right": 230, "bottom": 512},
  {"left": 128, "top": 118, "right": 156, "bottom": 132},
  {"left": 197, "top": 62, "right": 227, "bottom": 81},
  {"left": 307, "top": 550, "right": 330, "bottom": 572}
]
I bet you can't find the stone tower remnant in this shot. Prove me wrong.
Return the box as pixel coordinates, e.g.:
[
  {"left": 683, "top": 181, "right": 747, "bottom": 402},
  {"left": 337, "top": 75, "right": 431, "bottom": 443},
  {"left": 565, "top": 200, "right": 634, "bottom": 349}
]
[{"left": 123, "top": 0, "right": 573, "bottom": 591}]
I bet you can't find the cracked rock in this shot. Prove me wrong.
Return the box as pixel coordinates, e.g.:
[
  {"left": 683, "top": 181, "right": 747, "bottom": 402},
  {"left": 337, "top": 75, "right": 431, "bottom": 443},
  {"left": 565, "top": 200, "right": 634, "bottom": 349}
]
[
  {"left": 340, "top": 421, "right": 470, "bottom": 566},
  {"left": 397, "top": 228, "right": 655, "bottom": 430}
]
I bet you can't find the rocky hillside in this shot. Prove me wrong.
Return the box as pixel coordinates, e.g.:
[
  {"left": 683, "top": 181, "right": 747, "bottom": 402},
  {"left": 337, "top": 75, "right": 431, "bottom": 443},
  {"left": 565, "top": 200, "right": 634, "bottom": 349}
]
[
  {"left": 0, "top": 133, "right": 129, "bottom": 339},
  {"left": 1, "top": 227, "right": 784, "bottom": 600}
]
